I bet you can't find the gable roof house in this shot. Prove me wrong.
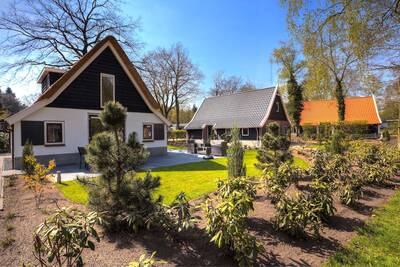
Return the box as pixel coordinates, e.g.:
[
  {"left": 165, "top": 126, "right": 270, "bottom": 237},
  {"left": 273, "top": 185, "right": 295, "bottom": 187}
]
[
  {"left": 6, "top": 36, "right": 171, "bottom": 169},
  {"left": 184, "top": 86, "right": 291, "bottom": 147},
  {"left": 300, "top": 96, "right": 382, "bottom": 137}
]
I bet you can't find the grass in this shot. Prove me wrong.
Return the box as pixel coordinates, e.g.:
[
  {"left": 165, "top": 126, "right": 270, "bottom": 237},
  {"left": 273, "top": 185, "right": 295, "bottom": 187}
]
[
  {"left": 167, "top": 145, "right": 186, "bottom": 151},
  {"left": 0, "top": 236, "right": 15, "bottom": 248},
  {"left": 56, "top": 150, "right": 310, "bottom": 205},
  {"left": 325, "top": 190, "right": 400, "bottom": 266},
  {"left": 5, "top": 212, "right": 16, "bottom": 221}
]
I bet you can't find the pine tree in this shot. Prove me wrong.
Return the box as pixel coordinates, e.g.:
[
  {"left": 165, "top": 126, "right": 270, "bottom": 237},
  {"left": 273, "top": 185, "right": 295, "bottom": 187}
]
[
  {"left": 86, "top": 101, "right": 161, "bottom": 232},
  {"left": 227, "top": 127, "right": 246, "bottom": 178},
  {"left": 256, "top": 123, "right": 292, "bottom": 178}
]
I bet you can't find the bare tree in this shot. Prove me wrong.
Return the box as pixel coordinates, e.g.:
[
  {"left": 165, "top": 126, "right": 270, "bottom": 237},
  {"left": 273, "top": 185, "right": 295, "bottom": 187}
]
[
  {"left": 141, "top": 51, "right": 175, "bottom": 119},
  {"left": 209, "top": 71, "right": 256, "bottom": 96},
  {"left": 0, "top": 0, "right": 141, "bottom": 75},
  {"left": 141, "top": 43, "right": 203, "bottom": 129}
]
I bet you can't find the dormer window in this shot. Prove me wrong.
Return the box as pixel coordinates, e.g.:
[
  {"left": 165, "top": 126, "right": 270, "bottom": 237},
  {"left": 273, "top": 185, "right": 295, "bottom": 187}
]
[
  {"left": 276, "top": 101, "right": 280, "bottom": 112},
  {"left": 100, "top": 73, "right": 115, "bottom": 107}
]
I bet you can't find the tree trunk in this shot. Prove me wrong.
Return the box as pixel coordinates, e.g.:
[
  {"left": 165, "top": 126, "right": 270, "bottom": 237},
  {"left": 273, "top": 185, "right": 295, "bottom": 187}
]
[
  {"left": 175, "top": 93, "right": 180, "bottom": 129},
  {"left": 335, "top": 79, "right": 345, "bottom": 121}
]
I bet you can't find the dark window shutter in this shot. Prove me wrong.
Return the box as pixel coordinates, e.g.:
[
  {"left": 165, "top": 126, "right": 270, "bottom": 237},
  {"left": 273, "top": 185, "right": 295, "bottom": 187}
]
[
  {"left": 21, "top": 121, "right": 44, "bottom": 145},
  {"left": 154, "top": 124, "right": 165, "bottom": 140}
]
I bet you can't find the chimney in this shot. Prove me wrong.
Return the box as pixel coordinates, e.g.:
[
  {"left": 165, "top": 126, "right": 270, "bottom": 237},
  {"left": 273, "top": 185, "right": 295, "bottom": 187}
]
[{"left": 37, "top": 67, "right": 66, "bottom": 93}]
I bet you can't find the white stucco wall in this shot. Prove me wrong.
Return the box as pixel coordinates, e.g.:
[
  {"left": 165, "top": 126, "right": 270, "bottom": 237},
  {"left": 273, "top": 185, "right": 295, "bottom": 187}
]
[{"left": 14, "top": 107, "right": 167, "bottom": 157}]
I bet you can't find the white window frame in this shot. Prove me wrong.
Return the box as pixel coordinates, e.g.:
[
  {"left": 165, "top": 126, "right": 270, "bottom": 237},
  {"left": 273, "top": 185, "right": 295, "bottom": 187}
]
[
  {"left": 241, "top": 128, "right": 249, "bottom": 136},
  {"left": 100, "top": 73, "right": 115, "bottom": 107},
  {"left": 44, "top": 121, "right": 65, "bottom": 145},
  {"left": 276, "top": 101, "right": 280, "bottom": 112},
  {"left": 143, "top": 123, "right": 154, "bottom": 141}
]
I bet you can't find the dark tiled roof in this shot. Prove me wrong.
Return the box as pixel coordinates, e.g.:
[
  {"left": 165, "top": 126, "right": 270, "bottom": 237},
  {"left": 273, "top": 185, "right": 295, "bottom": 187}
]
[{"left": 185, "top": 87, "right": 276, "bottom": 129}]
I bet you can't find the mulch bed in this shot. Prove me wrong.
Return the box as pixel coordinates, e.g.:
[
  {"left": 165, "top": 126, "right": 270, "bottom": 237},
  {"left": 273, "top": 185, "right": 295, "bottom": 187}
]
[{"left": 1, "top": 174, "right": 399, "bottom": 266}]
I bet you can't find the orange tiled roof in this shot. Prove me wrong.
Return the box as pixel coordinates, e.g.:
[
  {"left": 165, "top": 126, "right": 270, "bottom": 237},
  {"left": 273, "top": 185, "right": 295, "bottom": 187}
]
[{"left": 300, "top": 96, "right": 381, "bottom": 125}]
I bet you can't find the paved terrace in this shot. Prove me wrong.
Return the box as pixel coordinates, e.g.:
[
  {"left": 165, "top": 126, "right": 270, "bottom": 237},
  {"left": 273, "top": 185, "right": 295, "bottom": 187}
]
[{"left": 51, "top": 150, "right": 207, "bottom": 182}]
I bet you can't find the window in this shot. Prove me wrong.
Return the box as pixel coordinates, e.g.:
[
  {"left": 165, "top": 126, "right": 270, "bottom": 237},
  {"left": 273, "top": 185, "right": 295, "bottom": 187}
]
[
  {"left": 143, "top": 124, "right": 153, "bottom": 141},
  {"left": 88, "top": 115, "right": 105, "bottom": 141},
  {"left": 276, "top": 101, "right": 280, "bottom": 112},
  {"left": 45, "top": 121, "right": 64, "bottom": 145},
  {"left": 241, "top": 128, "right": 249, "bottom": 136},
  {"left": 100, "top": 73, "right": 115, "bottom": 107}
]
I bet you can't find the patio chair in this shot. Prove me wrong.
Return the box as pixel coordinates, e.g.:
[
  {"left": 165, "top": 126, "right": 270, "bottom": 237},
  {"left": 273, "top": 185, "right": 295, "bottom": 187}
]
[{"left": 78, "top": 146, "right": 88, "bottom": 169}]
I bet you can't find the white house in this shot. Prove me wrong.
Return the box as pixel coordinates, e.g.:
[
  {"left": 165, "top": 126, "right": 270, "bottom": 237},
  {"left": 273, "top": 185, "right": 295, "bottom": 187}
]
[{"left": 6, "top": 36, "right": 171, "bottom": 169}]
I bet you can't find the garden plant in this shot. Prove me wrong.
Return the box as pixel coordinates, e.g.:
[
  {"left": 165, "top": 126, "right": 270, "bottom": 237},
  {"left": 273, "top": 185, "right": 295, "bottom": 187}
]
[{"left": 33, "top": 207, "right": 102, "bottom": 267}]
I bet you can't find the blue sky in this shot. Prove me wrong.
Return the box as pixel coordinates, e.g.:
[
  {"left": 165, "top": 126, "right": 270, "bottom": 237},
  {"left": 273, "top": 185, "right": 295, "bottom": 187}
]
[{"left": 0, "top": 0, "right": 288, "bottom": 104}]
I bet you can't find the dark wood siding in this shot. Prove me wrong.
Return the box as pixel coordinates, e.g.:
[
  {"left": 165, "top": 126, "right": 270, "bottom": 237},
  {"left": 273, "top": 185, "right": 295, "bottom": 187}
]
[
  {"left": 154, "top": 124, "right": 165, "bottom": 140},
  {"left": 268, "top": 95, "right": 288, "bottom": 121},
  {"left": 41, "top": 72, "right": 64, "bottom": 93},
  {"left": 240, "top": 128, "right": 258, "bottom": 140},
  {"left": 47, "top": 47, "right": 152, "bottom": 113},
  {"left": 187, "top": 129, "right": 202, "bottom": 139},
  {"left": 21, "top": 121, "right": 44, "bottom": 145}
]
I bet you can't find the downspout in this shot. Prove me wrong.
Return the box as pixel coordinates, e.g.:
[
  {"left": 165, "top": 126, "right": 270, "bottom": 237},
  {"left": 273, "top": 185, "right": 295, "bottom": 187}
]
[{"left": 11, "top": 125, "right": 14, "bottom": 170}]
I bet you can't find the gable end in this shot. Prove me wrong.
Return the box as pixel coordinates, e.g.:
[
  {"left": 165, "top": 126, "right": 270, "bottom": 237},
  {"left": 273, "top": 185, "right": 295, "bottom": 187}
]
[{"left": 47, "top": 47, "right": 151, "bottom": 113}]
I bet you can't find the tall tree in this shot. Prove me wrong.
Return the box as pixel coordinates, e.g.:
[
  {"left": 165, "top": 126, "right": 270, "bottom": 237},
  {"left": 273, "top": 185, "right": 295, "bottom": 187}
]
[
  {"left": 272, "top": 43, "right": 304, "bottom": 133},
  {"left": 0, "top": 87, "right": 26, "bottom": 115},
  {"left": 281, "top": 0, "right": 400, "bottom": 120},
  {"left": 209, "top": 71, "right": 256, "bottom": 96},
  {"left": 141, "top": 44, "right": 202, "bottom": 129},
  {"left": 0, "top": 0, "right": 141, "bottom": 74}
]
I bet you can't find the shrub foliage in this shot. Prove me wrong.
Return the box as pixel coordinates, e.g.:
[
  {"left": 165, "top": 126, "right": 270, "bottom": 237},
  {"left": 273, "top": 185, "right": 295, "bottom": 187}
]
[
  {"left": 33, "top": 207, "right": 102, "bottom": 267},
  {"left": 203, "top": 176, "right": 263, "bottom": 266}
]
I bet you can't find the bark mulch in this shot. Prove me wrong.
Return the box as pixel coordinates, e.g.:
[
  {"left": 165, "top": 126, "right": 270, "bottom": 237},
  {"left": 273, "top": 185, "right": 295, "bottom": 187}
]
[{"left": 0, "top": 174, "right": 399, "bottom": 267}]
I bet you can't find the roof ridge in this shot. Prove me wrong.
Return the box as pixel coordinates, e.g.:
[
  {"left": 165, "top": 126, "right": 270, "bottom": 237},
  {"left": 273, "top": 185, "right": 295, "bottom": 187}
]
[
  {"left": 304, "top": 95, "right": 373, "bottom": 103},
  {"left": 205, "top": 86, "right": 276, "bottom": 100}
]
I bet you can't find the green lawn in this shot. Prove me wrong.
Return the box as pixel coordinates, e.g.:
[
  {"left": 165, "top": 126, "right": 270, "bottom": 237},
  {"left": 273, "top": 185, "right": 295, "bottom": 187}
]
[
  {"left": 167, "top": 145, "right": 186, "bottom": 151},
  {"left": 56, "top": 150, "right": 309, "bottom": 205},
  {"left": 325, "top": 190, "right": 400, "bottom": 266}
]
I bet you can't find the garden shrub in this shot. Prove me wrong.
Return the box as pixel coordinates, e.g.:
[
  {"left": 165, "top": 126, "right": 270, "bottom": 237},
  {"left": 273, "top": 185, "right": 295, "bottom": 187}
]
[
  {"left": 309, "top": 177, "right": 336, "bottom": 222},
  {"left": 23, "top": 156, "right": 55, "bottom": 208},
  {"left": 352, "top": 143, "right": 397, "bottom": 185},
  {"left": 203, "top": 177, "right": 263, "bottom": 266},
  {"left": 326, "top": 129, "right": 346, "bottom": 154},
  {"left": 86, "top": 102, "right": 161, "bottom": 232},
  {"left": 169, "top": 129, "right": 187, "bottom": 140},
  {"left": 128, "top": 252, "right": 159, "bottom": 267},
  {"left": 227, "top": 126, "right": 246, "bottom": 178},
  {"left": 338, "top": 173, "right": 364, "bottom": 205},
  {"left": 382, "top": 129, "right": 390, "bottom": 141},
  {"left": 302, "top": 124, "right": 317, "bottom": 140},
  {"left": 33, "top": 207, "right": 102, "bottom": 267},
  {"left": 151, "top": 192, "right": 196, "bottom": 233},
  {"left": 22, "top": 140, "right": 34, "bottom": 175},
  {"left": 274, "top": 193, "right": 322, "bottom": 238},
  {"left": 264, "top": 162, "right": 302, "bottom": 203},
  {"left": 203, "top": 176, "right": 263, "bottom": 266}
]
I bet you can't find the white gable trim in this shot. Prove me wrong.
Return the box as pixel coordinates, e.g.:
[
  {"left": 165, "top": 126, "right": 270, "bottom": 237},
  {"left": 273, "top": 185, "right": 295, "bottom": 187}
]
[
  {"left": 184, "top": 98, "right": 206, "bottom": 130},
  {"left": 6, "top": 40, "right": 171, "bottom": 126},
  {"left": 259, "top": 85, "right": 279, "bottom": 127},
  {"left": 372, "top": 94, "right": 382, "bottom": 124}
]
